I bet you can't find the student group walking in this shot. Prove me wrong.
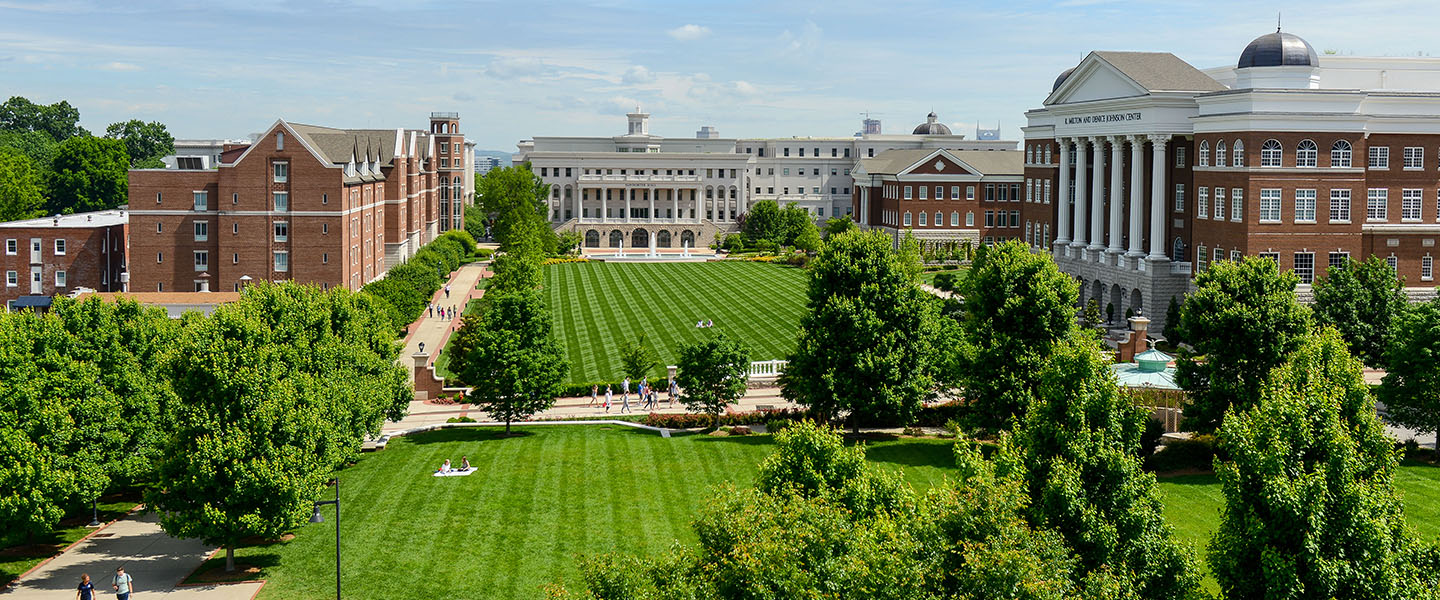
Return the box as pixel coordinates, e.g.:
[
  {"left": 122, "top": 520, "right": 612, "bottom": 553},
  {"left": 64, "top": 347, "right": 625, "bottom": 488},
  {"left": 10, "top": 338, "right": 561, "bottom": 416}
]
[{"left": 588, "top": 376, "right": 677, "bottom": 414}]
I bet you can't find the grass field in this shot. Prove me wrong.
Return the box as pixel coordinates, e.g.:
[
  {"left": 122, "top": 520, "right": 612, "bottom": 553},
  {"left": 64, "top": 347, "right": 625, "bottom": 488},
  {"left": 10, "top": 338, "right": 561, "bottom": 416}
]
[
  {"left": 193, "top": 426, "right": 954, "bottom": 599},
  {"left": 184, "top": 426, "right": 1440, "bottom": 599},
  {"left": 543, "top": 261, "right": 808, "bottom": 384}
]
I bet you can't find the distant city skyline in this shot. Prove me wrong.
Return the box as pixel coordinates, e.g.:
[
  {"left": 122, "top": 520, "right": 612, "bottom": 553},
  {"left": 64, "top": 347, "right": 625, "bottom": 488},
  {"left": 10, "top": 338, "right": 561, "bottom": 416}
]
[{"left": 3, "top": 0, "right": 1439, "bottom": 148}]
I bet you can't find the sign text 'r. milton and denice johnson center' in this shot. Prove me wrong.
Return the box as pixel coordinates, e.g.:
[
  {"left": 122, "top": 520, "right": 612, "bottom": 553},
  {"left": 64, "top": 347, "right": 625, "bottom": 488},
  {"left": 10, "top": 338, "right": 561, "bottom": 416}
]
[{"left": 1063, "top": 112, "right": 1143, "bottom": 125}]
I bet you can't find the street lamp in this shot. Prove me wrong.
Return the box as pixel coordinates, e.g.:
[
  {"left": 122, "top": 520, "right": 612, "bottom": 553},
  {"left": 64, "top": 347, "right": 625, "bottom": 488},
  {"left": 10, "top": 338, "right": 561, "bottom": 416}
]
[{"left": 310, "top": 478, "right": 340, "bottom": 600}]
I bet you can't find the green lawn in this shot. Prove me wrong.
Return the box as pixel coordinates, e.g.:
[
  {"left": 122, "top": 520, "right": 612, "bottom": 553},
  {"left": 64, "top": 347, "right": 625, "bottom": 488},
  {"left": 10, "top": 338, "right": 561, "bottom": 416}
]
[
  {"left": 543, "top": 261, "right": 808, "bottom": 384},
  {"left": 184, "top": 426, "right": 1440, "bottom": 599},
  {"left": 195, "top": 426, "right": 953, "bottom": 599},
  {"left": 920, "top": 267, "right": 968, "bottom": 287},
  {"left": 0, "top": 495, "right": 141, "bottom": 585}
]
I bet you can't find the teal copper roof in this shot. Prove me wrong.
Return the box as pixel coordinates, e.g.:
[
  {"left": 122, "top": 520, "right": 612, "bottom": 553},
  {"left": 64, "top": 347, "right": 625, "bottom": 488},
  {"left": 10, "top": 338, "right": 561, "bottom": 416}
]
[{"left": 1112, "top": 348, "right": 1179, "bottom": 390}]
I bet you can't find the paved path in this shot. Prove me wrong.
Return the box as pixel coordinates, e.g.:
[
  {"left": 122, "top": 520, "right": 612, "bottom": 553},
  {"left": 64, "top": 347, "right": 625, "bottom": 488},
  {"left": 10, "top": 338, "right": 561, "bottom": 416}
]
[
  {"left": 400, "top": 261, "right": 489, "bottom": 382},
  {"left": 1, "top": 511, "right": 262, "bottom": 599}
]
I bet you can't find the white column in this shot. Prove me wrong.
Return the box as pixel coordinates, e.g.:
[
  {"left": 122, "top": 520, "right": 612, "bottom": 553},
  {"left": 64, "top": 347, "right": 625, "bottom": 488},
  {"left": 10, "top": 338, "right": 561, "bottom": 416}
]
[
  {"left": 1107, "top": 136, "right": 1124, "bottom": 255},
  {"left": 624, "top": 188, "right": 632, "bottom": 222},
  {"left": 1071, "top": 138, "right": 1089, "bottom": 248},
  {"left": 648, "top": 189, "right": 655, "bottom": 222},
  {"left": 601, "top": 188, "right": 608, "bottom": 222},
  {"left": 1127, "top": 136, "right": 1145, "bottom": 258},
  {"left": 1055, "top": 138, "right": 1072, "bottom": 247},
  {"left": 1088, "top": 137, "right": 1106, "bottom": 252},
  {"left": 575, "top": 186, "right": 583, "bottom": 222},
  {"left": 1148, "top": 135, "right": 1169, "bottom": 262},
  {"left": 673, "top": 188, "right": 679, "bottom": 223}
]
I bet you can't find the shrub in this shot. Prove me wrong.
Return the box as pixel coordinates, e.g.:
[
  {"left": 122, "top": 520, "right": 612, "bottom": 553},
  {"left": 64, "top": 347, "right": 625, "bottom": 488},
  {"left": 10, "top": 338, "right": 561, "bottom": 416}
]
[
  {"left": 730, "top": 426, "right": 752, "bottom": 435},
  {"left": 722, "top": 234, "right": 745, "bottom": 252},
  {"left": 783, "top": 253, "right": 809, "bottom": 267},
  {"left": 474, "top": 248, "right": 495, "bottom": 260},
  {"left": 445, "top": 416, "right": 477, "bottom": 424},
  {"left": 752, "top": 239, "right": 779, "bottom": 254},
  {"left": 1144, "top": 434, "right": 1217, "bottom": 473},
  {"left": 1140, "top": 418, "right": 1165, "bottom": 457},
  {"left": 542, "top": 257, "right": 589, "bottom": 265},
  {"left": 361, "top": 231, "right": 477, "bottom": 333},
  {"left": 766, "top": 418, "right": 792, "bottom": 434}
]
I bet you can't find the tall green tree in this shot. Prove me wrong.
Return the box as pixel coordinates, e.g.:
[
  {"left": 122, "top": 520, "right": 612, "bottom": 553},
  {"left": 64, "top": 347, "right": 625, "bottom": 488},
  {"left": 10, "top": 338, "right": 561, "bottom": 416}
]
[
  {"left": 742, "top": 199, "right": 782, "bottom": 245},
  {"left": 822, "top": 215, "right": 857, "bottom": 238},
  {"left": 619, "top": 333, "right": 659, "bottom": 382},
  {"left": 46, "top": 135, "right": 129, "bottom": 214},
  {"left": 476, "top": 164, "right": 549, "bottom": 254},
  {"left": 0, "top": 130, "right": 59, "bottom": 170},
  {"left": 999, "top": 338, "right": 1202, "bottom": 599},
  {"left": 781, "top": 230, "right": 944, "bottom": 428},
  {"left": 778, "top": 202, "right": 815, "bottom": 246},
  {"left": 675, "top": 332, "right": 750, "bottom": 427},
  {"left": 1163, "top": 296, "right": 1184, "bottom": 346},
  {"left": 1176, "top": 256, "right": 1310, "bottom": 433},
  {"left": 104, "top": 119, "right": 174, "bottom": 168},
  {"left": 464, "top": 202, "right": 487, "bottom": 243},
  {"left": 1210, "top": 328, "right": 1431, "bottom": 599},
  {"left": 1380, "top": 298, "right": 1440, "bottom": 450},
  {"left": 0, "top": 147, "right": 46, "bottom": 221},
  {"left": 0, "top": 96, "right": 86, "bottom": 141},
  {"left": 449, "top": 290, "right": 567, "bottom": 433},
  {"left": 1312, "top": 255, "right": 1408, "bottom": 368},
  {"left": 953, "top": 240, "right": 1081, "bottom": 430}
]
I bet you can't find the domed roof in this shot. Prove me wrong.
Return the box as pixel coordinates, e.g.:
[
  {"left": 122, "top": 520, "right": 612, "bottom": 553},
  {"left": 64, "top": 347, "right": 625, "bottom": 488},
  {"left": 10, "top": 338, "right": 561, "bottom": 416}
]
[
  {"left": 1238, "top": 29, "right": 1318, "bottom": 68},
  {"left": 1052, "top": 67, "right": 1076, "bottom": 91},
  {"left": 912, "top": 112, "right": 952, "bottom": 135}
]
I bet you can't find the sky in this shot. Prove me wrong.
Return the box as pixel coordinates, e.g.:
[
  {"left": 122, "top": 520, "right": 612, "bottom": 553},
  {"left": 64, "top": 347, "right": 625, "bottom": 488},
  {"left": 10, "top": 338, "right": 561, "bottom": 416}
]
[{"left": 3, "top": 0, "right": 1440, "bottom": 151}]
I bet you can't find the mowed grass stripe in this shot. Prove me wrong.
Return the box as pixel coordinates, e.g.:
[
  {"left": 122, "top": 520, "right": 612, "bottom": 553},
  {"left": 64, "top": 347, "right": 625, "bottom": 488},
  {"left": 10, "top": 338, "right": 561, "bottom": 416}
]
[{"left": 545, "top": 262, "right": 808, "bottom": 383}]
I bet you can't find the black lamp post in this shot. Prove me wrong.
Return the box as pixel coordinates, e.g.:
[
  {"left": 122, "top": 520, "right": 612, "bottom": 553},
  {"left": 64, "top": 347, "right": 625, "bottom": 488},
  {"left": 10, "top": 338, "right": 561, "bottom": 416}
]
[
  {"left": 309, "top": 478, "right": 340, "bottom": 600},
  {"left": 88, "top": 498, "right": 100, "bottom": 528}
]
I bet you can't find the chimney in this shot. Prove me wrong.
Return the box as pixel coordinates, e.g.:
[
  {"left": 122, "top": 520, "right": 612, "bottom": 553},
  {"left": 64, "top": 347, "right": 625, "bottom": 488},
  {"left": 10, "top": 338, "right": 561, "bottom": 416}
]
[{"left": 1119, "top": 312, "right": 1150, "bottom": 362}]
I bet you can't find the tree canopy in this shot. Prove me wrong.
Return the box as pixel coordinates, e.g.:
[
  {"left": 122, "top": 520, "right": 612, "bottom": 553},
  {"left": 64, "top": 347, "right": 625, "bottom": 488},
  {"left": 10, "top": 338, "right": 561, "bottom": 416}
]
[
  {"left": 449, "top": 289, "right": 567, "bottom": 433},
  {"left": 1312, "top": 255, "right": 1408, "bottom": 368},
  {"left": 46, "top": 135, "right": 130, "bottom": 214},
  {"left": 1380, "top": 298, "right": 1440, "bottom": 450},
  {"left": 822, "top": 215, "right": 857, "bottom": 238},
  {"left": 619, "top": 333, "right": 659, "bottom": 382},
  {"left": 1176, "top": 256, "right": 1310, "bottom": 433},
  {"left": 477, "top": 164, "right": 549, "bottom": 254},
  {"left": 675, "top": 332, "right": 750, "bottom": 427},
  {"left": 0, "top": 96, "right": 86, "bottom": 141},
  {"left": 0, "top": 147, "right": 46, "bottom": 221},
  {"left": 104, "top": 119, "right": 175, "bottom": 168},
  {"left": 781, "top": 230, "right": 946, "bottom": 427}
]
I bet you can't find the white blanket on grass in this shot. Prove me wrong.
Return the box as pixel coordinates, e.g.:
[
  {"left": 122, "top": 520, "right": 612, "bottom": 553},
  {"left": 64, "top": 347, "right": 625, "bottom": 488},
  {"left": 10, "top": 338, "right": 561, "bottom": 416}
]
[{"left": 432, "top": 467, "right": 476, "bottom": 477}]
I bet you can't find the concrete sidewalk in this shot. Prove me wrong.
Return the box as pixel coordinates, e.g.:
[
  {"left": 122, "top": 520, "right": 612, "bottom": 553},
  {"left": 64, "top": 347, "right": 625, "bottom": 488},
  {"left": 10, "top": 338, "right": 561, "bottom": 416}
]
[
  {"left": 1, "top": 511, "right": 262, "bottom": 599},
  {"left": 401, "top": 261, "right": 489, "bottom": 383}
]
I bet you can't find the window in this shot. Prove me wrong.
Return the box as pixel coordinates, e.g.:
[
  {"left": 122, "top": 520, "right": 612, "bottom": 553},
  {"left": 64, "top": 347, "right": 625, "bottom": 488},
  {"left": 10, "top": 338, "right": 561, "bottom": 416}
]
[
  {"left": 918, "top": 212, "right": 927, "bottom": 226},
  {"left": 903, "top": 212, "right": 912, "bottom": 226},
  {"left": 784, "top": 148, "right": 790, "bottom": 157},
  {"left": 1197, "top": 245, "right": 1208, "bottom": 271},
  {"left": 1387, "top": 255, "right": 1398, "bottom": 271},
  {"left": 1404, "top": 147, "right": 1424, "bottom": 170},
  {"left": 967, "top": 186, "right": 975, "bottom": 200},
  {"left": 193, "top": 251, "right": 208, "bottom": 272},
  {"left": 918, "top": 186, "right": 927, "bottom": 200},
  {"left": 275, "top": 131, "right": 284, "bottom": 150},
  {"left": 1232, "top": 188, "right": 1244, "bottom": 222},
  {"left": 1424, "top": 256, "right": 1434, "bottom": 281},
  {"left": 1331, "top": 140, "right": 1352, "bottom": 167},
  {"left": 193, "top": 191, "right": 208, "bottom": 211},
  {"left": 1403, "top": 189, "right": 1423, "bottom": 221},
  {"left": 951, "top": 211, "right": 959, "bottom": 226},
  {"left": 1370, "top": 146, "right": 1389, "bottom": 169},
  {"left": 1294, "top": 252, "right": 1315, "bottom": 284},
  {"left": 53, "top": 239, "right": 65, "bottom": 255},
  {"left": 1197, "top": 187, "right": 1209, "bottom": 219},
  {"left": 273, "top": 192, "right": 288, "bottom": 212},
  {"left": 3, "top": 239, "right": 13, "bottom": 255},
  {"left": 232, "top": 253, "right": 238, "bottom": 264},
  {"left": 1010, "top": 210, "right": 1020, "bottom": 227},
  {"left": 1174, "top": 184, "right": 1185, "bottom": 212},
  {"left": 323, "top": 253, "right": 329, "bottom": 264},
  {"left": 1260, "top": 189, "right": 1282, "bottom": 222},
  {"left": 273, "top": 161, "right": 289, "bottom": 182},
  {"left": 1231, "top": 250, "right": 1242, "bottom": 262},
  {"left": 157, "top": 252, "right": 163, "bottom": 263},
  {"left": 1175, "top": 146, "right": 1187, "bottom": 168},
  {"left": 1233, "top": 140, "right": 1245, "bottom": 166},
  {"left": 935, "top": 186, "right": 943, "bottom": 200},
  {"left": 1296, "top": 140, "right": 1318, "bottom": 167},
  {"left": 950, "top": 186, "right": 960, "bottom": 200},
  {"left": 5, "top": 271, "right": 14, "bottom": 287},
  {"left": 1295, "top": 189, "right": 1316, "bottom": 222},
  {"left": 934, "top": 211, "right": 942, "bottom": 226},
  {"left": 274, "top": 221, "right": 289, "bottom": 241},
  {"left": 904, "top": 186, "right": 912, "bottom": 199},
  {"left": 1027, "top": 180, "right": 1034, "bottom": 202},
  {"left": 322, "top": 223, "right": 329, "bottom": 234},
  {"left": 1214, "top": 247, "right": 1224, "bottom": 265},
  {"left": 1216, "top": 141, "right": 1228, "bottom": 166},
  {"left": 1026, "top": 146, "right": 1034, "bottom": 163},
  {"left": 985, "top": 211, "right": 994, "bottom": 227},
  {"left": 55, "top": 271, "right": 66, "bottom": 288},
  {"left": 1044, "top": 180, "right": 1052, "bottom": 203},
  {"left": 1368, "top": 189, "right": 1388, "bottom": 220},
  {"left": 1259, "top": 252, "right": 1279, "bottom": 264},
  {"left": 1329, "top": 252, "right": 1350, "bottom": 271},
  {"left": 1198, "top": 140, "right": 1209, "bottom": 166},
  {"left": 274, "top": 251, "right": 289, "bottom": 272},
  {"left": 194, "top": 221, "right": 208, "bottom": 241},
  {"left": 966, "top": 211, "right": 975, "bottom": 226},
  {"left": 1214, "top": 188, "right": 1226, "bottom": 220},
  {"left": 1261, "top": 139, "right": 1282, "bottom": 167}
]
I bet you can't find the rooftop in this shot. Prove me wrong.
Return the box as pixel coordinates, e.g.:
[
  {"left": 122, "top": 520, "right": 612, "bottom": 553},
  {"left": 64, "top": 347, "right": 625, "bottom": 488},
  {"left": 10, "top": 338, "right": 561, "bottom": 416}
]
[{"left": 0, "top": 209, "right": 127, "bottom": 229}]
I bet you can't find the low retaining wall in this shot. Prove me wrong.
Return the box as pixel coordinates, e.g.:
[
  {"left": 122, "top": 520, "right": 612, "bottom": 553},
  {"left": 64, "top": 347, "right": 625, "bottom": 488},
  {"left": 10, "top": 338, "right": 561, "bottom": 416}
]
[{"left": 367, "top": 419, "right": 673, "bottom": 451}]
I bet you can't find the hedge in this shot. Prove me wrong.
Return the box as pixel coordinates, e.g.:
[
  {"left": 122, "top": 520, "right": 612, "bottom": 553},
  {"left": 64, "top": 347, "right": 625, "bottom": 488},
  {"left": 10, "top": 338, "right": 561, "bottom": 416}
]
[{"left": 362, "top": 230, "right": 477, "bottom": 333}]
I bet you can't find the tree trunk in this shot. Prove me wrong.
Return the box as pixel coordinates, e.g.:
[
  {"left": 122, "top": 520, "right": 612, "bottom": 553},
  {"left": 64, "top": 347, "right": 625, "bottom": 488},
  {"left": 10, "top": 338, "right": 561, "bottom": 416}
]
[
  {"left": 225, "top": 546, "right": 235, "bottom": 572},
  {"left": 505, "top": 415, "right": 511, "bottom": 435}
]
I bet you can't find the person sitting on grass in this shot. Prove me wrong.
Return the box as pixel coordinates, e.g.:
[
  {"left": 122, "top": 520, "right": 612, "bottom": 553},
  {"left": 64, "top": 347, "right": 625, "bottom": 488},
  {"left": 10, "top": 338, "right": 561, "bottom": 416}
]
[
  {"left": 438, "top": 459, "right": 451, "bottom": 474},
  {"left": 706, "top": 319, "right": 713, "bottom": 328},
  {"left": 460, "top": 456, "right": 470, "bottom": 471}
]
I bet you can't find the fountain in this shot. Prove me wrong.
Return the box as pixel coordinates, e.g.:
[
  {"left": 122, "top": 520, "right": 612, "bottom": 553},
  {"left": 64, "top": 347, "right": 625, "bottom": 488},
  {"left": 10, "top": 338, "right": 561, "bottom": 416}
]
[
  {"left": 682, "top": 240, "right": 691, "bottom": 258},
  {"left": 648, "top": 231, "right": 658, "bottom": 258},
  {"left": 617, "top": 236, "right": 624, "bottom": 258}
]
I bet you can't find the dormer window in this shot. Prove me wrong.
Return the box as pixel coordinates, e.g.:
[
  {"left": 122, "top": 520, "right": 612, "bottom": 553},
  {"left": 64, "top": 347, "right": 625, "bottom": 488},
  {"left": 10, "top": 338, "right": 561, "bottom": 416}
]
[{"left": 276, "top": 132, "right": 284, "bottom": 150}]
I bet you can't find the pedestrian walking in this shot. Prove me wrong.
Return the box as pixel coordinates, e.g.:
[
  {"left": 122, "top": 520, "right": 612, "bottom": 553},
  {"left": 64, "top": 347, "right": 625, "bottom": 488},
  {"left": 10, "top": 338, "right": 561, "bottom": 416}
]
[
  {"left": 620, "top": 385, "right": 632, "bottom": 413},
  {"left": 669, "top": 378, "right": 678, "bottom": 406},
  {"left": 111, "top": 567, "right": 133, "bottom": 600},
  {"left": 76, "top": 574, "right": 94, "bottom": 600},
  {"left": 428, "top": 304, "right": 433, "bottom": 318},
  {"left": 604, "top": 385, "right": 613, "bottom": 413},
  {"left": 445, "top": 284, "right": 451, "bottom": 299},
  {"left": 589, "top": 384, "right": 598, "bottom": 407}
]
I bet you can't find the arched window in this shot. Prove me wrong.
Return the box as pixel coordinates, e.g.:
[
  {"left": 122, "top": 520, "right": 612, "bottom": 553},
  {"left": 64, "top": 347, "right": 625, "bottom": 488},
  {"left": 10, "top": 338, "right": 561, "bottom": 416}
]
[
  {"left": 1216, "top": 141, "right": 1228, "bottom": 167},
  {"left": 1044, "top": 145, "right": 1052, "bottom": 164},
  {"left": 951, "top": 211, "right": 959, "bottom": 226},
  {"left": 903, "top": 211, "right": 912, "bottom": 227},
  {"left": 1026, "top": 145, "right": 1034, "bottom": 163},
  {"left": 934, "top": 211, "right": 942, "bottom": 226},
  {"left": 1233, "top": 140, "right": 1245, "bottom": 166},
  {"left": 1261, "top": 139, "right": 1283, "bottom": 167},
  {"left": 1331, "top": 140, "right": 1352, "bottom": 168},
  {"left": 918, "top": 211, "right": 927, "bottom": 226},
  {"left": 1172, "top": 237, "right": 1185, "bottom": 262},
  {"left": 1198, "top": 140, "right": 1210, "bottom": 166},
  {"left": 1297, "top": 140, "right": 1318, "bottom": 167}
]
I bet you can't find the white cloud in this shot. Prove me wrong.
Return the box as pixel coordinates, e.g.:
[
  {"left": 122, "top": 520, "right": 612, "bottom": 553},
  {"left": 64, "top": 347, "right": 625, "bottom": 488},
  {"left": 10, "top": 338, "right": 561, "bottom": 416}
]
[
  {"left": 733, "top": 80, "right": 758, "bottom": 95},
  {"left": 622, "top": 65, "right": 654, "bottom": 84},
  {"left": 99, "top": 61, "right": 141, "bottom": 71},
  {"left": 667, "top": 24, "right": 711, "bottom": 41}
]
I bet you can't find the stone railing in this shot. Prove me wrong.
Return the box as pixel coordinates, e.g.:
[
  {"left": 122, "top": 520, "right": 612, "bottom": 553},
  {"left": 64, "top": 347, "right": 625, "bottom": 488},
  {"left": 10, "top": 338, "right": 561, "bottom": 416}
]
[{"left": 748, "top": 359, "right": 788, "bottom": 379}]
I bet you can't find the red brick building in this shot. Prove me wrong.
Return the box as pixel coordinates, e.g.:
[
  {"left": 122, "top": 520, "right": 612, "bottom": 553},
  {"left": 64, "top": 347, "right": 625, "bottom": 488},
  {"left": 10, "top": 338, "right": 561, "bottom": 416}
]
[
  {"left": 851, "top": 148, "right": 1024, "bottom": 250},
  {"left": 127, "top": 113, "right": 466, "bottom": 293},
  {"left": 1025, "top": 30, "right": 1440, "bottom": 334},
  {"left": 0, "top": 210, "right": 128, "bottom": 310}
]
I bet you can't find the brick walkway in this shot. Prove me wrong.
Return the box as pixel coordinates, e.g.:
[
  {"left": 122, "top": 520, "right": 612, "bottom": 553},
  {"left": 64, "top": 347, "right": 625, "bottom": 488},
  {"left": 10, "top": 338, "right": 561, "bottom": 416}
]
[{"left": 400, "top": 261, "right": 489, "bottom": 383}]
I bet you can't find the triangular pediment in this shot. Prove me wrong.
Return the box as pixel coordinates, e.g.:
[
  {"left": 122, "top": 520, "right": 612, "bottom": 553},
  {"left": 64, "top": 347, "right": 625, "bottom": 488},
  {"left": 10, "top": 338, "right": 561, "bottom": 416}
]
[
  {"left": 898, "top": 149, "right": 979, "bottom": 177},
  {"left": 1045, "top": 53, "right": 1150, "bottom": 106}
]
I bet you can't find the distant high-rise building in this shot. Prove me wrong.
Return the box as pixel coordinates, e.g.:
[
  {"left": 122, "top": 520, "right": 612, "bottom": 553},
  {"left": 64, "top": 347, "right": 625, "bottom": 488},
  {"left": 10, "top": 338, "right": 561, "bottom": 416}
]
[
  {"left": 862, "top": 118, "right": 882, "bottom": 135},
  {"left": 696, "top": 126, "right": 720, "bottom": 139},
  {"left": 976, "top": 125, "right": 1001, "bottom": 140},
  {"left": 476, "top": 156, "right": 502, "bottom": 174}
]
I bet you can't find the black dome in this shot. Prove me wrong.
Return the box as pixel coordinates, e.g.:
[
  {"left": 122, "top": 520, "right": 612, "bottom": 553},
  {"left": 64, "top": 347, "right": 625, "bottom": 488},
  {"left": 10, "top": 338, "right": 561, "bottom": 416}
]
[
  {"left": 912, "top": 112, "right": 952, "bottom": 135},
  {"left": 1053, "top": 67, "right": 1076, "bottom": 91},
  {"left": 1238, "top": 30, "right": 1318, "bottom": 68}
]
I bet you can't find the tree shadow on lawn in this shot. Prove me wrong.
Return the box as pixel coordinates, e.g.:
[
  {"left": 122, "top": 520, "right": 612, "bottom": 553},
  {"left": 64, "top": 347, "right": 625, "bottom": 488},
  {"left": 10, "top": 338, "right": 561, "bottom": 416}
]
[
  {"left": 1153, "top": 472, "right": 1219, "bottom": 486},
  {"left": 862, "top": 441, "right": 955, "bottom": 470},
  {"left": 685, "top": 433, "right": 775, "bottom": 446},
  {"left": 183, "top": 552, "right": 283, "bottom": 585},
  {"left": 402, "top": 427, "right": 537, "bottom": 445}
]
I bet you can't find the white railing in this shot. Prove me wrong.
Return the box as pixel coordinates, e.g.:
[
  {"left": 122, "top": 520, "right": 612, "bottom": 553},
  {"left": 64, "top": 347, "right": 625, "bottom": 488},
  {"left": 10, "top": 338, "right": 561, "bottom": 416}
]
[
  {"left": 748, "top": 359, "right": 788, "bottom": 379},
  {"left": 1170, "top": 261, "right": 1192, "bottom": 275}
]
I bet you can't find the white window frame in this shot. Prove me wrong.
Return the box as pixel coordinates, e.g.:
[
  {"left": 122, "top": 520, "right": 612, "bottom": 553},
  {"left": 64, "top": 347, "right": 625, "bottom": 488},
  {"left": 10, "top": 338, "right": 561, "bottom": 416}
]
[
  {"left": 53, "top": 239, "right": 65, "bottom": 255},
  {"left": 951, "top": 211, "right": 959, "bottom": 226},
  {"left": 1198, "top": 140, "right": 1210, "bottom": 167},
  {"left": 1296, "top": 140, "right": 1318, "bottom": 168},
  {"left": 1260, "top": 188, "right": 1282, "bottom": 223},
  {"left": 274, "top": 251, "right": 290, "bottom": 272},
  {"left": 1403, "top": 188, "right": 1423, "bottom": 221},
  {"left": 1368, "top": 188, "right": 1388, "bottom": 221},
  {"left": 1330, "top": 189, "right": 1351, "bottom": 223},
  {"left": 194, "top": 220, "right": 208, "bottom": 241},
  {"left": 903, "top": 185, "right": 912, "bottom": 200},
  {"left": 1404, "top": 147, "right": 1424, "bottom": 170},
  {"left": 1231, "top": 188, "right": 1244, "bottom": 222},
  {"left": 1174, "top": 184, "right": 1185, "bottom": 212},
  {"left": 1294, "top": 252, "right": 1315, "bottom": 284},
  {"left": 193, "top": 191, "right": 208, "bottom": 211},
  {"left": 273, "top": 161, "right": 289, "bottom": 183},
  {"left": 1369, "top": 146, "right": 1389, "bottom": 169},
  {"left": 1197, "top": 187, "right": 1209, "bottom": 219},
  {"left": 1197, "top": 245, "right": 1208, "bottom": 271},
  {"left": 1216, "top": 141, "right": 1228, "bottom": 167},
  {"left": 1214, "top": 188, "right": 1226, "bottom": 220},
  {"left": 274, "top": 221, "right": 289, "bottom": 242},
  {"left": 273, "top": 192, "right": 289, "bottom": 212},
  {"left": 1294, "top": 189, "right": 1317, "bottom": 222},
  {"left": 903, "top": 211, "right": 912, "bottom": 226},
  {"left": 4, "top": 239, "right": 14, "bottom": 256},
  {"left": 193, "top": 250, "right": 208, "bottom": 272},
  {"left": 1424, "top": 255, "right": 1434, "bottom": 281},
  {"left": 1233, "top": 140, "right": 1245, "bottom": 166},
  {"left": 966, "top": 211, "right": 975, "bottom": 227},
  {"left": 1331, "top": 140, "right": 1352, "bottom": 168},
  {"left": 4, "top": 270, "right": 15, "bottom": 287},
  {"left": 918, "top": 211, "right": 927, "bottom": 226},
  {"left": 1261, "top": 139, "right": 1283, "bottom": 167},
  {"left": 55, "top": 270, "right": 66, "bottom": 288}
]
